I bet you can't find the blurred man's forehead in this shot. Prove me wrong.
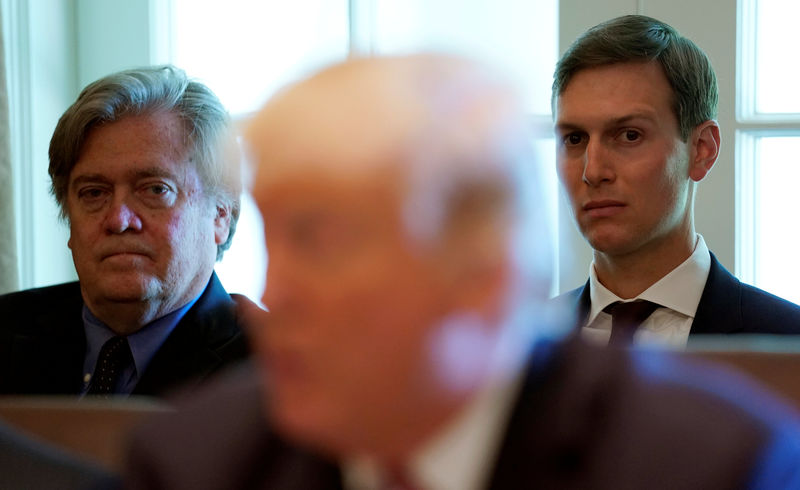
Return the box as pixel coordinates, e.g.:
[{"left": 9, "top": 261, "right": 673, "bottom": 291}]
[
  {"left": 246, "top": 55, "right": 523, "bottom": 176},
  {"left": 254, "top": 164, "right": 402, "bottom": 200},
  {"left": 247, "top": 79, "right": 422, "bottom": 181}
]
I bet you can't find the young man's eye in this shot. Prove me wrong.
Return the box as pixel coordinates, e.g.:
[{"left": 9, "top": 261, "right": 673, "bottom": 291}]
[{"left": 564, "top": 133, "right": 585, "bottom": 146}]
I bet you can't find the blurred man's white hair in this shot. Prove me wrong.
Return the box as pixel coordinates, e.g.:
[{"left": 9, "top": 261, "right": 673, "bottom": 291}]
[{"left": 247, "top": 53, "right": 554, "bottom": 302}]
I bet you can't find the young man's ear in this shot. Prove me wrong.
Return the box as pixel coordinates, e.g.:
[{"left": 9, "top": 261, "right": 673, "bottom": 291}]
[{"left": 688, "top": 120, "right": 721, "bottom": 182}]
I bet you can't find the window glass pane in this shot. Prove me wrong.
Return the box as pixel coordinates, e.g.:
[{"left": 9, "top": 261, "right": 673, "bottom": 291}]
[
  {"left": 166, "top": 0, "right": 558, "bottom": 300},
  {"left": 532, "top": 135, "right": 559, "bottom": 294},
  {"left": 753, "top": 135, "right": 800, "bottom": 303},
  {"left": 754, "top": 0, "right": 800, "bottom": 113},
  {"left": 169, "top": 0, "right": 348, "bottom": 300},
  {"left": 216, "top": 191, "right": 267, "bottom": 303},
  {"left": 171, "top": 0, "right": 349, "bottom": 116},
  {"left": 372, "top": 0, "right": 557, "bottom": 116}
]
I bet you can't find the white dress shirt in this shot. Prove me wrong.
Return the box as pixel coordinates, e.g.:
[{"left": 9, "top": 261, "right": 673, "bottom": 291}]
[
  {"left": 582, "top": 235, "right": 712, "bottom": 348},
  {"left": 342, "top": 369, "right": 524, "bottom": 490}
]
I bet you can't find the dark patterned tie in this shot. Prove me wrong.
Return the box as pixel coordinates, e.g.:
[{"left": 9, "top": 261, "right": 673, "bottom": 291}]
[
  {"left": 603, "top": 300, "right": 660, "bottom": 345},
  {"left": 87, "top": 336, "right": 132, "bottom": 395}
]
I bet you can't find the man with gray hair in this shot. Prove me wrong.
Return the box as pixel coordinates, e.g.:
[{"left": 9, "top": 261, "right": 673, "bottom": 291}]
[
  {"left": 0, "top": 65, "right": 248, "bottom": 396},
  {"left": 124, "top": 55, "right": 800, "bottom": 489}
]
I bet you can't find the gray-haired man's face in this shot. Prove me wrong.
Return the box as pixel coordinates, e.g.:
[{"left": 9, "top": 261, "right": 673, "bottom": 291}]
[{"left": 66, "top": 111, "right": 230, "bottom": 333}]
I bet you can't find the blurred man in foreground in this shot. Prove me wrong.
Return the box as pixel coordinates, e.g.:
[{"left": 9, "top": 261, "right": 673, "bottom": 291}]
[
  {"left": 125, "top": 55, "right": 800, "bottom": 489},
  {"left": 0, "top": 66, "right": 248, "bottom": 396}
]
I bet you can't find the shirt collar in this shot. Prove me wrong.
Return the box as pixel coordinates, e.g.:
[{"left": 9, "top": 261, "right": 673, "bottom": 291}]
[
  {"left": 587, "top": 234, "right": 711, "bottom": 324},
  {"left": 342, "top": 369, "right": 524, "bottom": 490}
]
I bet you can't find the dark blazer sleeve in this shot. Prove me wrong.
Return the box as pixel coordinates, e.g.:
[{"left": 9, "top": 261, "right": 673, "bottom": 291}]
[
  {"left": 692, "top": 252, "right": 800, "bottom": 334},
  {"left": 133, "top": 273, "right": 250, "bottom": 397},
  {"left": 125, "top": 337, "right": 800, "bottom": 490},
  {"left": 126, "top": 365, "right": 343, "bottom": 490},
  {"left": 487, "top": 337, "right": 800, "bottom": 489}
]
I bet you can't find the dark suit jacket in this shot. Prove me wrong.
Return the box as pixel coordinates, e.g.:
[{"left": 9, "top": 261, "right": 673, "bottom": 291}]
[
  {"left": 0, "top": 272, "right": 249, "bottom": 396},
  {"left": 553, "top": 252, "right": 800, "bottom": 336},
  {"left": 123, "top": 337, "right": 800, "bottom": 490}
]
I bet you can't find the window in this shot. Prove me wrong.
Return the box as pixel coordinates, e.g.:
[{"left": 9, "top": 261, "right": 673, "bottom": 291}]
[
  {"left": 168, "top": 0, "right": 350, "bottom": 117},
  {"left": 5, "top": 2, "right": 557, "bottom": 298},
  {"left": 164, "top": 0, "right": 559, "bottom": 300},
  {"left": 737, "top": 0, "right": 800, "bottom": 303},
  {"left": 166, "top": 0, "right": 351, "bottom": 302}
]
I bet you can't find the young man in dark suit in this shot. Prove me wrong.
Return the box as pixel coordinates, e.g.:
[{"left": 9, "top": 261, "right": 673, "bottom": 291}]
[
  {"left": 552, "top": 15, "right": 800, "bottom": 346},
  {"left": 0, "top": 66, "right": 248, "bottom": 396},
  {"left": 123, "top": 54, "right": 800, "bottom": 490}
]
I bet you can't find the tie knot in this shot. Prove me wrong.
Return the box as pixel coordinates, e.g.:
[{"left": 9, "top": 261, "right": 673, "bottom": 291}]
[
  {"left": 603, "top": 300, "right": 660, "bottom": 345},
  {"left": 604, "top": 299, "right": 660, "bottom": 318}
]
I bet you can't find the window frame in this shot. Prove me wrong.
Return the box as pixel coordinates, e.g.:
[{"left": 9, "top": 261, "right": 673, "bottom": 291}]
[{"left": 735, "top": 0, "right": 800, "bottom": 289}]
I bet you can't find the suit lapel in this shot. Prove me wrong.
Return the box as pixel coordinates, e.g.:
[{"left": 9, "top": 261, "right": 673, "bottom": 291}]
[
  {"left": 564, "top": 253, "right": 744, "bottom": 336},
  {"left": 574, "top": 281, "right": 591, "bottom": 329},
  {"left": 486, "top": 337, "right": 631, "bottom": 490},
  {"left": 133, "top": 273, "right": 245, "bottom": 395},
  {"left": 690, "top": 253, "right": 744, "bottom": 335},
  {"left": 487, "top": 338, "right": 583, "bottom": 489},
  {"left": 554, "top": 281, "right": 590, "bottom": 332}
]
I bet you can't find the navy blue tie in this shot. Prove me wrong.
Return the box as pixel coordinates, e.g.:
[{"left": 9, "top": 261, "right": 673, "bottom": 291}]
[
  {"left": 87, "top": 336, "right": 132, "bottom": 395},
  {"left": 603, "top": 300, "right": 660, "bottom": 345}
]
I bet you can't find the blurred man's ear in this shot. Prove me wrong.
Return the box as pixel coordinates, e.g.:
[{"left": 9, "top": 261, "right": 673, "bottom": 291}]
[{"left": 436, "top": 210, "right": 512, "bottom": 324}]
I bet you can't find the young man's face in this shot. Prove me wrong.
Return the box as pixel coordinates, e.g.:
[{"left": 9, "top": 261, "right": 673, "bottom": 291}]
[{"left": 555, "top": 61, "right": 695, "bottom": 260}]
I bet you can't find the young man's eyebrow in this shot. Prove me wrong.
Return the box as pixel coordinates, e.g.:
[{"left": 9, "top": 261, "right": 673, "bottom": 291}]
[
  {"left": 608, "top": 112, "right": 657, "bottom": 126},
  {"left": 555, "top": 111, "right": 657, "bottom": 132}
]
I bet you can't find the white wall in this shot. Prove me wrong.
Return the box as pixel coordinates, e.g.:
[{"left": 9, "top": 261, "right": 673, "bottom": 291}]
[
  {"left": 4, "top": 0, "right": 158, "bottom": 289},
  {"left": 75, "top": 0, "right": 152, "bottom": 87},
  {"left": 5, "top": 0, "right": 78, "bottom": 288},
  {"left": 556, "top": 0, "right": 738, "bottom": 292}
]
